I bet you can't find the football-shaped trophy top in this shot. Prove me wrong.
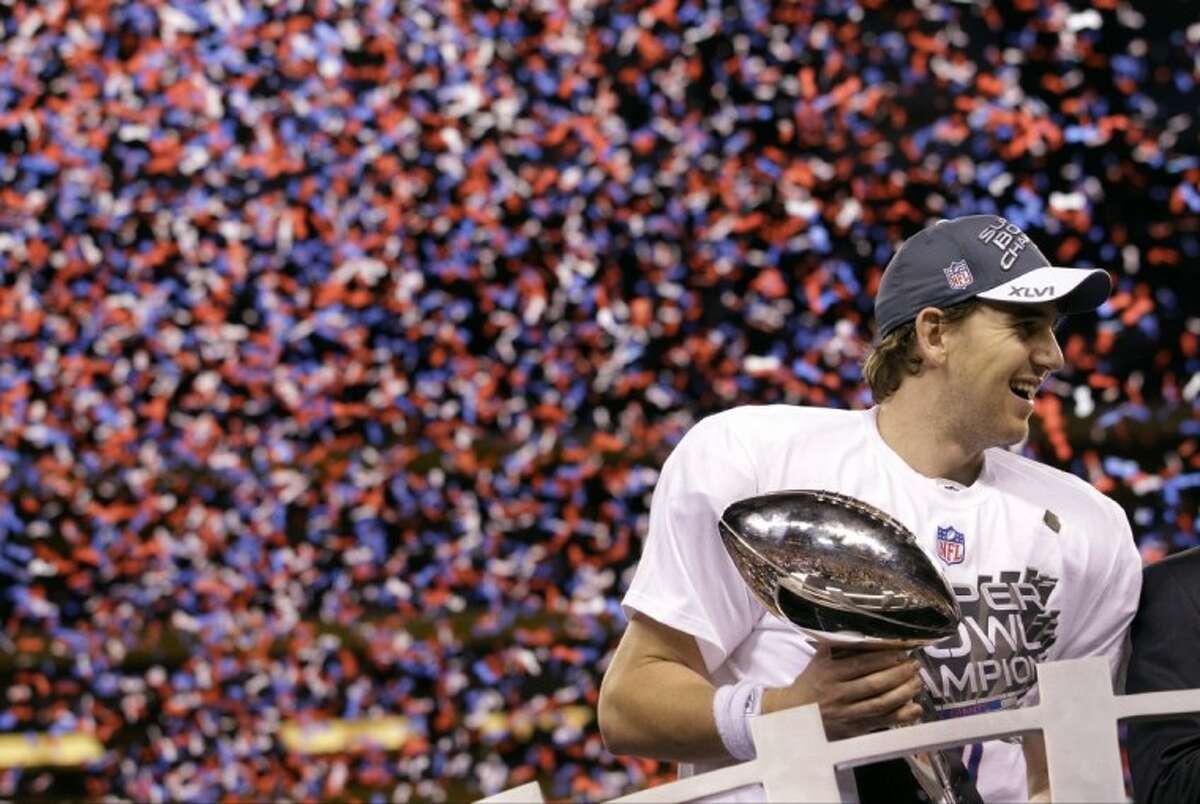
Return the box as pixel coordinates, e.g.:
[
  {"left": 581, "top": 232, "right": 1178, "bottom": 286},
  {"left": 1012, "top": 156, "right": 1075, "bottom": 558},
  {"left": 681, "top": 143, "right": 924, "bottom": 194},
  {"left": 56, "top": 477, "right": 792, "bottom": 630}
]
[{"left": 718, "top": 490, "right": 961, "bottom": 646}]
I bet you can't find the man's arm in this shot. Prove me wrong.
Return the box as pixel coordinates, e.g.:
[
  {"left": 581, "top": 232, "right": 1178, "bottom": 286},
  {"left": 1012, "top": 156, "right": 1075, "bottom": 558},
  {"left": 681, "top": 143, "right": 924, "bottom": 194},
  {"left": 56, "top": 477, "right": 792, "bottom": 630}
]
[
  {"left": 1126, "top": 559, "right": 1200, "bottom": 804},
  {"left": 598, "top": 612, "right": 925, "bottom": 763},
  {"left": 598, "top": 613, "right": 727, "bottom": 761}
]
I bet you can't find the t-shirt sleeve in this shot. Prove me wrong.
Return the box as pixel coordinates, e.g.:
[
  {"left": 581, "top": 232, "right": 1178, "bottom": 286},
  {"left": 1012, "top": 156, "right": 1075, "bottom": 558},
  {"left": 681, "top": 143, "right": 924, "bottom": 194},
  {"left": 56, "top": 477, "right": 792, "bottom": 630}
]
[
  {"left": 1048, "top": 497, "right": 1142, "bottom": 682},
  {"left": 621, "top": 414, "right": 765, "bottom": 675}
]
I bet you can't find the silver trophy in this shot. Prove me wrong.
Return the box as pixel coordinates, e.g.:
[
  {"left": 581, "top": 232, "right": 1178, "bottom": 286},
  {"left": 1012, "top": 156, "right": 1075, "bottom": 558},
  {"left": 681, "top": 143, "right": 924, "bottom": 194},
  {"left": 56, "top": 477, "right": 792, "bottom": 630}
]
[{"left": 718, "top": 489, "right": 981, "bottom": 804}]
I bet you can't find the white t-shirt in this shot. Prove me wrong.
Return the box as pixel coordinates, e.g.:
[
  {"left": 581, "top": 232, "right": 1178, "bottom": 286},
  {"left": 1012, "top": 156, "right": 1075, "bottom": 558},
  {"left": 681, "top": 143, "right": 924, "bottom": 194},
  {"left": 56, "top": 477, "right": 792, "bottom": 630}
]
[{"left": 622, "top": 405, "right": 1142, "bottom": 803}]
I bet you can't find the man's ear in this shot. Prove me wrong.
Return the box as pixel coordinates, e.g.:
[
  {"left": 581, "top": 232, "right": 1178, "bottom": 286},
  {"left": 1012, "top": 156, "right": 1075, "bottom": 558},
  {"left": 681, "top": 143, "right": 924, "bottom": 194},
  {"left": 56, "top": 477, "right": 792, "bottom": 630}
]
[{"left": 913, "top": 307, "right": 950, "bottom": 368}]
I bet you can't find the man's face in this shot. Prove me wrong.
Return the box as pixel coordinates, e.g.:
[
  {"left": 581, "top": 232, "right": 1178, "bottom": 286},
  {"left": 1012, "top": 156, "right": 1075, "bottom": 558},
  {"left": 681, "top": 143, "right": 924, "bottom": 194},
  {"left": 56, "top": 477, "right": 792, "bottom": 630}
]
[{"left": 940, "top": 301, "right": 1065, "bottom": 450}]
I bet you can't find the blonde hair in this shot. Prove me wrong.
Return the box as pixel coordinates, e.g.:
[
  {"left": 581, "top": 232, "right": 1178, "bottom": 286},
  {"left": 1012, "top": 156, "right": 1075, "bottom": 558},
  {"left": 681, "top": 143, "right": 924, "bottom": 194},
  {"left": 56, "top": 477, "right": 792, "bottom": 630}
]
[{"left": 862, "top": 301, "right": 980, "bottom": 403}]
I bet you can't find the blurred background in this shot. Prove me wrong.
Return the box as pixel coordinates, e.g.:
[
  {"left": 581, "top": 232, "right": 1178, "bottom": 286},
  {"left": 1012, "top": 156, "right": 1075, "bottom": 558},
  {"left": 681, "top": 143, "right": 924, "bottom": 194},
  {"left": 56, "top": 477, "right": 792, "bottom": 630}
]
[{"left": 0, "top": 0, "right": 1197, "bottom": 800}]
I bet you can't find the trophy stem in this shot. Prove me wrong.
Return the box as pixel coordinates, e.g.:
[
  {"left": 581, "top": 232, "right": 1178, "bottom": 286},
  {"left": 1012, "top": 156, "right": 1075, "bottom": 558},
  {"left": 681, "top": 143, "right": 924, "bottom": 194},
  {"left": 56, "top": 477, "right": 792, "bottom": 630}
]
[{"left": 906, "top": 650, "right": 984, "bottom": 804}]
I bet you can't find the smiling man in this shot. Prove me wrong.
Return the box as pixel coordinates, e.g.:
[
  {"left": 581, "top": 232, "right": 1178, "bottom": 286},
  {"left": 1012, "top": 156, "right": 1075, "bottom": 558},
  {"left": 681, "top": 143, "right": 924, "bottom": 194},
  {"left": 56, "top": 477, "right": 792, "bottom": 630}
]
[{"left": 599, "top": 215, "right": 1143, "bottom": 802}]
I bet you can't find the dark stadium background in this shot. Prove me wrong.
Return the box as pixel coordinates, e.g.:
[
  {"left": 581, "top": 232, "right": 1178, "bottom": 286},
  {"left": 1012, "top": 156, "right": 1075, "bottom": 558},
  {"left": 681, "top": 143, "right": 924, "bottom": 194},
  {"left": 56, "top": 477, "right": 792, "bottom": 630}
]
[{"left": 0, "top": 0, "right": 1196, "bottom": 800}]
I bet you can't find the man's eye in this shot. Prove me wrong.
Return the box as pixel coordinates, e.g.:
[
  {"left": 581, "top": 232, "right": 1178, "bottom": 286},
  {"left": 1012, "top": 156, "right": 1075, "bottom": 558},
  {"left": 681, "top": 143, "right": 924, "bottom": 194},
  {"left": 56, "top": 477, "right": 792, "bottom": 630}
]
[{"left": 1015, "top": 320, "right": 1047, "bottom": 339}]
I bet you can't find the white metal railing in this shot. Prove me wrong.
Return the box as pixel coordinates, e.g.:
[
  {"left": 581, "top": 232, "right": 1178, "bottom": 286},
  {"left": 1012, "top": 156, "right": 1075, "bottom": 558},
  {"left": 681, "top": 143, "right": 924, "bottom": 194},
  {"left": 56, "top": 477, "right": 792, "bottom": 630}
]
[{"left": 480, "top": 657, "right": 1200, "bottom": 803}]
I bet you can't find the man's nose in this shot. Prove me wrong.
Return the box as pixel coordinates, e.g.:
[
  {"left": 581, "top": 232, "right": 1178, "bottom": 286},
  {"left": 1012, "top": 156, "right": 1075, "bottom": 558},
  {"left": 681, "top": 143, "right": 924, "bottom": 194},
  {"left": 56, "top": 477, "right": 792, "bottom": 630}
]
[{"left": 1034, "top": 331, "right": 1065, "bottom": 374}]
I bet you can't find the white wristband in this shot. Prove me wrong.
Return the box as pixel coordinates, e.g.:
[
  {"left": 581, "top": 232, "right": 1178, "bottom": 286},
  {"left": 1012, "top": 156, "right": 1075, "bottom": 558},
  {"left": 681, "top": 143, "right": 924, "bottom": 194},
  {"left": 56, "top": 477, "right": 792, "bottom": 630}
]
[{"left": 712, "top": 680, "right": 764, "bottom": 761}]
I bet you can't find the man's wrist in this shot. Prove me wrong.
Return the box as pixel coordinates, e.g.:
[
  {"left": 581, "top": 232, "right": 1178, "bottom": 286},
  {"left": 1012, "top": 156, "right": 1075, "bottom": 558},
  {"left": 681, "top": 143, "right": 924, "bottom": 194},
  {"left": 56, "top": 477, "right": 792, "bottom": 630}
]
[
  {"left": 713, "top": 680, "right": 765, "bottom": 760},
  {"left": 761, "top": 686, "right": 786, "bottom": 715},
  {"left": 761, "top": 683, "right": 811, "bottom": 715}
]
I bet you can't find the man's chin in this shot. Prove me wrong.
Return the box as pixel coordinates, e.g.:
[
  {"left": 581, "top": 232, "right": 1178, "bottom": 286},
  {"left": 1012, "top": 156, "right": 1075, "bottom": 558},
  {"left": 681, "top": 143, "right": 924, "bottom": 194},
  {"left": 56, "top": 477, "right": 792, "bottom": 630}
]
[
  {"left": 1001, "top": 422, "right": 1030, "bottom": 449},
  {"left": 985, "top": 416, "right": 1030, "bottom": 450}
]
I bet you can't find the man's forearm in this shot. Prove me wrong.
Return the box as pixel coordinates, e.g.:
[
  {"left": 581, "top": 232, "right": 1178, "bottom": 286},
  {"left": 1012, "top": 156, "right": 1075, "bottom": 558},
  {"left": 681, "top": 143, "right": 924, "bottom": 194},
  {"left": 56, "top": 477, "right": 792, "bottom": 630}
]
[{"left": 599, "top": 657, "right": 730, "bottom": 763}]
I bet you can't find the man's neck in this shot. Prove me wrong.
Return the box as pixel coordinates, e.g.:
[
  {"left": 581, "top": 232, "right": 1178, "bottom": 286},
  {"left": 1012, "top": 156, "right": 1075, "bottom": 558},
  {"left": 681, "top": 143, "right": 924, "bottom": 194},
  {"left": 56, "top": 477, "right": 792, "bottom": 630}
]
[{"left": 876, "top": 396, "right": 984, "bottom": 486}]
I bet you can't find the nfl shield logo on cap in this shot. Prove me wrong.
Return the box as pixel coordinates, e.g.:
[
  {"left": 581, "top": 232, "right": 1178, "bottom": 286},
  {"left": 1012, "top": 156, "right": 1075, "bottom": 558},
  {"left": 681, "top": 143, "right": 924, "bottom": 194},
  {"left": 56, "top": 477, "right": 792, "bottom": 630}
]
[
  {"left": 936, "top": 525, "right": 965, "bottom": 566},
  {"left": 943, "top": 259, "right": 974, "bottom": 290}
]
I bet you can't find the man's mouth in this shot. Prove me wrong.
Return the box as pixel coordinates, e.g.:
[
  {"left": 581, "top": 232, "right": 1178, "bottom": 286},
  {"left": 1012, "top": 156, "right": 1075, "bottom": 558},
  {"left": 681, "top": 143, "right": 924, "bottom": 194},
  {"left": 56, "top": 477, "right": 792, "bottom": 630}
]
[{"left": 1009, "top": 380, "right": 1038, "bottom": 401}]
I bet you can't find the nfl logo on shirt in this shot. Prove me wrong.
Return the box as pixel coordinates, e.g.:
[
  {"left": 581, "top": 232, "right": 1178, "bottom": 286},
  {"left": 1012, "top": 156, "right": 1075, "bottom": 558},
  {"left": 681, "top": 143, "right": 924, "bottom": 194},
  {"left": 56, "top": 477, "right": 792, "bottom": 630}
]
[
  {"left": 943, "top": 259, "right": 974, "bottom": 290},
  {"left": 936, "top": 525, "right": 966, "bottom": 565}
]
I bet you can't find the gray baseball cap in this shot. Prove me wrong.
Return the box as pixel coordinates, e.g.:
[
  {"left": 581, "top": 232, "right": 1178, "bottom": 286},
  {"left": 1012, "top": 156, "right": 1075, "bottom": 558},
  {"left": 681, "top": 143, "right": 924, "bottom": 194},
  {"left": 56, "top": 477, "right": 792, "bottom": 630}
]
[{"left": 874, "top": 215, "right": 1112, "bottom": 337}]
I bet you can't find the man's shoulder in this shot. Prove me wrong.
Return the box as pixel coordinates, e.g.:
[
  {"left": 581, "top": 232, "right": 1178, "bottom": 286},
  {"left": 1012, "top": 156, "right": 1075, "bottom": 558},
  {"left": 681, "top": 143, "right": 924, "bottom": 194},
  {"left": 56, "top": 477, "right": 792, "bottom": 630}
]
[
  {"left": 986, "top": 448, "right": 1122, "bottom": 522},
  {"left": 1144, "top": 546, "right": 1200, "bottom": 583},
  {"left": 701, "top": 404, "right": 862, "bottom": 436},
  {"left": 1140, "top": 548, "right": 1200, "bottom": 618}
]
